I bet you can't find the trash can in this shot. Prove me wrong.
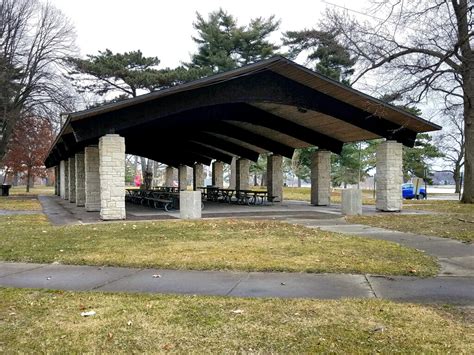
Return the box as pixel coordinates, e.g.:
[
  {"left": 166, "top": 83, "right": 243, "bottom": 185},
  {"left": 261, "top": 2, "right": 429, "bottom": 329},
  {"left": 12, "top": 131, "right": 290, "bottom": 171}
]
[{"left": 1, "top": 184, "right": 11, "bottom": 196}]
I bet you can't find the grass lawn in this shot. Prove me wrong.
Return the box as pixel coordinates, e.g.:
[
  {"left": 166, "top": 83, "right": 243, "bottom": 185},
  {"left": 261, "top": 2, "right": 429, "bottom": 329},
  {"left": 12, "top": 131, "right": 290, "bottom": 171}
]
[
  {"left": 0, "top": 214, "right": 438, "bottom": 276},
  {"left": 0, "top": 197, "right": 42, "bottom": 211},
  {"left": 9, "top": 185, "right": 54, "bottom": 196},
  {"left": 1, "top": 288, "right": 472, "bottom": 353},
  {"left": 282, "top": 187, "right": 376, "bottom": 204},
  {"left": 0, "top": 186, "right": 52, "bottom": 211},
  {"left": 348, "top": 201, "right": 474, "bottom": 243}
]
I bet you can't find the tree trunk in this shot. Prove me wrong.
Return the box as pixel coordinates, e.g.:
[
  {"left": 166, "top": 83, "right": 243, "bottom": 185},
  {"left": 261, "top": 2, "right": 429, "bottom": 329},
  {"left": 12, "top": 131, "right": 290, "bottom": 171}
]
[
  {"left": 260, "top": 172, "right": 267, "bottom": 187},
  {"left": 140, "top": 157, "right": 154, "bottom": 189},
  {"left": 453, "top": 167, "right": 461, "bottom": 194},
  {"left": 26, "top": 168, "right": 31, "bottom": 192},
  {"left": 253, "top": 174, "right": 258, "bottom": 186},
  {"left": 461, "top": 73, "right": 473, "bottom": 203},
  {"left": 297, "top": 177, "right": 301, "bottom": 187}
]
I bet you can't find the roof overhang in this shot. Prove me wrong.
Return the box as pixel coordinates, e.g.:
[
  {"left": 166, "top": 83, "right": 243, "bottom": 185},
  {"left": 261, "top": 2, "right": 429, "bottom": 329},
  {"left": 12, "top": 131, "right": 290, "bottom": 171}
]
[{"left": 45, "top": 56, "right": 441, "bottom": 168}]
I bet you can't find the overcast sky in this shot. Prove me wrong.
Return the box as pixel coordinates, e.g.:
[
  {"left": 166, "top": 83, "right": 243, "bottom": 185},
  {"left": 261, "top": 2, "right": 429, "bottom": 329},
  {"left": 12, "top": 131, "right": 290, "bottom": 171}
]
[{"left": 49, "top": 0, "right": 360, "bottom": 67}]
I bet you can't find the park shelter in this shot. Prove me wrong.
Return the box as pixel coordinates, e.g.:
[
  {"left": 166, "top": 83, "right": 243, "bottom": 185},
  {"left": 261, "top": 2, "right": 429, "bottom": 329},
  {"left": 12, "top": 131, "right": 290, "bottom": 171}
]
[{"left": 44, "top": 56, "right": 441, "bottom": 220}]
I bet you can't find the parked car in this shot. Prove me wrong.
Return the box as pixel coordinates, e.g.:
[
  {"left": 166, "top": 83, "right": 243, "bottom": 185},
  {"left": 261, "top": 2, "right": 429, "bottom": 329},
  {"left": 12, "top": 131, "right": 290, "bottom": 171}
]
[{"left": 402, "top": 183, "right": 426, "bottom": 199}]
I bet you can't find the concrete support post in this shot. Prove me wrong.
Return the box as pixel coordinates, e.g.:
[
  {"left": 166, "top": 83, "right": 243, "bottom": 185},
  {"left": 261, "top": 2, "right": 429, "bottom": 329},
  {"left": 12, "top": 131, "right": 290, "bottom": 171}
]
[
  {"left": 342, "top": 189, "right": 362, "bottom": 215},
  {"left": 229, "top": 157, "right": 237, "bottom": 189},
  {"left": 311, "top": 150, "right": 331, "bottom": 206},
  {"left": 179, "top": 191, "right": 202, "bottom": 219},
  {"left": 267, "top": 154, "right": 283, "bottom": 202},
  {"left": 64, "top": 160, "right": 69, "bottom": 200},
  {"left": 59, "top": 160, "right": 66, "bottom": 199},
  {"left": 68, "top": 156, "right": 76, "bottom": 203},
  {"left": 75, "top": 152, "right": 86, "bottom": 207},
  {"left": 84, "top": 146, "right": 100, "bottom": 212},
  {"left": 99, "top": 134, "right": 126, "bottom": 220},
  {"left": 178, "top": 165, "right": 187, "bottom": 191},
  {"left": 236, "top": 158, "right": 250, "bottom": 190},
  {"left": 193, "top": 163, "right": 204, "bottom": 190},
  {"left": 164, "top": 166, "right": 175, "bottom": 186},
  {"left": 212, "top": 161, "right": 224, "bottom": 188},
  {"left": 376, "top": 140, "right": 403, "bottom": 211}
]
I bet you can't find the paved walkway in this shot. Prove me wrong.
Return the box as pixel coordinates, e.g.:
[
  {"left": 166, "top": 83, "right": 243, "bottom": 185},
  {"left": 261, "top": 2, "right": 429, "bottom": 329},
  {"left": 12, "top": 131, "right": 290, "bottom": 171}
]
[
  {"left": 284, "top": 218, "right": 474, "bottom": 278},
  {"left": 1, "top": 262, "right": 473, "bottom": 304},
  {"left": 0, "top": 195, "right": 471, "bottom": 304}
]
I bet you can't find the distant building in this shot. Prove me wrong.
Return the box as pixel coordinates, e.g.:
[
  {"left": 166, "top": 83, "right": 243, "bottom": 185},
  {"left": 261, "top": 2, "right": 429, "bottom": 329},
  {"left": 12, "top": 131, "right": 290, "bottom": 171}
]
[{"left": 429, "top": 170, "right": 455, "bottom": 185}]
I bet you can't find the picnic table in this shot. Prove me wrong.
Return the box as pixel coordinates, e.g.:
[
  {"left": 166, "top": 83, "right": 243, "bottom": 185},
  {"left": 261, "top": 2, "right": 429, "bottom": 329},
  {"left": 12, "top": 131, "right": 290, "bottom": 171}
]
[
  {"left": 198, "top": 187, "right": 275, "bottom": 205},
  {"left": 126, "top": 189, "right": 179, "bottom": 211}
]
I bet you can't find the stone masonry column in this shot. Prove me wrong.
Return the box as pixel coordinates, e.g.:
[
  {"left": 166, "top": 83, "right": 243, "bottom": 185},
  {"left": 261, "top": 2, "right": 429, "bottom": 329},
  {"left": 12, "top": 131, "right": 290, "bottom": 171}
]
[
  {"left": 59, "top": 160, "right": 66, "bottom": 199},
  {"left": 267, "top": 154, "right": 283, "bottom": 202},
  {"left": 229, "top": 157, "right": 237, "bottom": 189},
  {"left": 178, "top": 165, "right": 188, "bottom": 191},
  {"left": 64, "top": 160, "right": 69, "bottom": 200},
  {"left": 212, "top": 161, "right": 224, "bottom": 188},
  {"left": 99, "top": 134, "right": 126, "bottom": 220},
  {"left": 311, "top": 150, "right": 331, "bottom": 206},
  {"left": 376, "top": 140, "right": 403, "bottom": 211},
  {"left": 235, "top": 158, "right": 250, "bottom": 190},
  {"left": 68, "top": 156, "right": 76, "bottom": 203},
  {"left": 84, "top": 146, "right": 100, "bottom": 212},
  {"left": 193, "top": 163, "right": 204, "bottom": 190},
  {"left": 75, "top": 152, "right": 86, "bottom": 207},
  {"left": 165, "top": 166, "right": 175, "bottom": 186}
]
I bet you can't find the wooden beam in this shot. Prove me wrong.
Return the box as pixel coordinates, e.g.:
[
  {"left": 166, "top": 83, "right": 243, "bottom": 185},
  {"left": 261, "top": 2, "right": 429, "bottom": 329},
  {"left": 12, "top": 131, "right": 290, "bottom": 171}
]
[{"left": 204, "top": 122, "right": 295, "bottom": 158}]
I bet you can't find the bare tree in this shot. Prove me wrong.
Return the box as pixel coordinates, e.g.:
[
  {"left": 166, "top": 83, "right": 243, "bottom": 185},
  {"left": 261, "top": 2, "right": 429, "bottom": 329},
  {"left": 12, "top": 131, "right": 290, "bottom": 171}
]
[
  {"left": 0, "top": 0, "right": 77, "bottom": 160},
  {"left": 436, "top": 105, "right": 465, "bottom": 192},
  {"left": 323, "top": 0, "right": 473, "bottom": 203}
]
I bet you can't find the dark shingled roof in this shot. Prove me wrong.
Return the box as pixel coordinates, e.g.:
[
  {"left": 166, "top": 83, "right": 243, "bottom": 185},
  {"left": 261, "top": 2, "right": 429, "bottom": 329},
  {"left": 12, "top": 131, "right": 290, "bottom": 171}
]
[{"left": 45, "top": 56, "right": 441, "bottom": 168}]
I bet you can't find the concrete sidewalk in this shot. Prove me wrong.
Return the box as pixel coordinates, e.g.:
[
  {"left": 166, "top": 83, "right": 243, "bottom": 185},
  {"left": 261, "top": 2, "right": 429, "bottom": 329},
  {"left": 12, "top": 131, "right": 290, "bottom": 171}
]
[
  {"left": 284, "top": 218, "right": 474, "bottom": 277},
  {"left": 1, "top": 262, "right": 473, "bottom": 305}
]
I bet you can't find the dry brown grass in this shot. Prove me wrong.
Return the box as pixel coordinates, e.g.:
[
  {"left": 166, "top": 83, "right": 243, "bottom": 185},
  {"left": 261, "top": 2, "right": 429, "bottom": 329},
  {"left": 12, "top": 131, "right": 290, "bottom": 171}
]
[
  {"left": 349, "top": 201, "right": 474, "bottom": 243},
  {"left": 0, "top": 214, "right": 438, "bottom": 276},
  {"left": 1, "top": 288, "right": 472, "bottom": 353},
  {"left": 0, "top": 197, "right": 42, "bottom": 210}
]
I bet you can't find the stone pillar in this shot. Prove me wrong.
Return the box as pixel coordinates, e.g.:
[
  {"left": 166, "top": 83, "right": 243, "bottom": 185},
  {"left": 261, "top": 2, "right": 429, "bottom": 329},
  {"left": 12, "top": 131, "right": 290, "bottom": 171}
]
[
  {"left": 229, "top": 157, "right": 237, "bottom": 189},
  {"left": 75, "top": 152, "right": 86, "bottom": 207},
  {"left": 99, "top": 134, "right": 126, "bottom": 220},
  {"left": 179, "top": 191, "right": 202, "bottom": 219},
  {"left": 84, "top": 146, "right": 100, "bottom": 212},
  {"left": 376, "top": 140, "right": 403, "bottom": 211},
  {"left": 212, "top": 161, "right": 224, "bottom": 188},
  {"left": 193, "top": 163, "right": 204, "bottom": 190},
  {"left": 64, "top": 160, "right": 69, "bottom": 200},
  {"left": 235, "top": 158, "right": 250, "bottom": 190},
  {"left": 267, "top": 154, "right": 283, "bottom": 202},
  {"left": 311, "top": 150, "right": 331, "bottom": 206},
  {"left": 165, "top": 166, "right": 175, "bottom": 186},
  {"left": 342, "top": 189, "right": 362, "bottom": 215},
  {"left": 68, "top": 156, "right": 76, "bottom": 203},
  {"left": 178, "top": 165, "right": 187, "bottom": 191},
  {"left": 59, "top": 160, "right": 66, "bottom": 199}
]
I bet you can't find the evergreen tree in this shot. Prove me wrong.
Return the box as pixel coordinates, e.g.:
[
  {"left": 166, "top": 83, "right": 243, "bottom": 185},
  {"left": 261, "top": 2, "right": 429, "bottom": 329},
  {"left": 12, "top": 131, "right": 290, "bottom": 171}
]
[
  {"left": 67, "top": 49, "right": 198, "bottom": 99},
  {"left": 283, "top": 29, "right": 356, "bottom": 84},
  {"left": 188, "top": 9, "right": 280, "bottom": 74}
]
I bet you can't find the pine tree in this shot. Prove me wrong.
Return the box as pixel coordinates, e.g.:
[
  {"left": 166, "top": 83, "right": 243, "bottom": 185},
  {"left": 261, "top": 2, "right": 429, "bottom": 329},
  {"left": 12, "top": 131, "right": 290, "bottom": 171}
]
[
  {"left": 67, "top": 49, "right": 197, "bottom": 99},
  {"left": 188, "top": 9, "right": 280, "bottom": 74}
]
